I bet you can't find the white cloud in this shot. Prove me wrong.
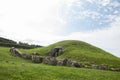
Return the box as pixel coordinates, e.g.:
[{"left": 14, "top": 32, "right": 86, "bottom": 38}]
[
  {"left": 0, "top": 0, "right": 66, "bottom": 35},
  {"left": 86, "top": 0, "right": 110, "bottom": 6},
  {"left": 110, "top": 1, "right": 120, "bottom": 7},
  {"left": 86, "top": 0, "right": 120, "bottom": 7},
  {"left": 100, "top": 0, "right": 111, "bottom": 6},
  {"left": 76, "top": 10, "right": 102, "bottom": 20},
  {"left": 86, "top": 0, "right": 94, "bottom": 4},
  {"left": 0, "top": 0, "right": 79, "bottom": 36},
  {"left": 0, "top": 0, "right": 75, "bottom": 44}
]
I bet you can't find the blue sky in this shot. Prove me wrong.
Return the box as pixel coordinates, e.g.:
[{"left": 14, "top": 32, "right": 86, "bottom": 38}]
[
  {"left": 61, "top": 0, "right": 120, "bottom": 33},
  {"left": 0, "top": 0, "right": 120, "bottom": 57}
]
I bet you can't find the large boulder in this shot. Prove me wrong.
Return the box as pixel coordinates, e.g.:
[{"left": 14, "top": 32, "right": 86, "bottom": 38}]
[
  {"left": 72, "top": 62, "right": 84, "bottom": 68},
  {"left": 10, "top": 47, "right": 22, "bottom": 56},
  {"left": 49, "top": 46, "right": 63, "bottom": 57},
  {"left": 43, "top": 56, "right": 57, "bottom": 65},
  {"left": 92, "top": 64, "right": 99, "bottom": 69},
  {"left": 31, "top": 55, "right": 43, "bottom": 63},
  {"left": 66, "top": 59, "right": 73, "bottom": 66},
  {"left": 98, "top": 64, "right": 109, "bottom": 70},
  {"left": 57, "top": 59, "right": 84, "bottom": 68},
  {"left": 21, "top": 53, "right": 31, "bottom": 59},
  {"left": 57, "top": 58, "right": 68, "bottom": 66}
]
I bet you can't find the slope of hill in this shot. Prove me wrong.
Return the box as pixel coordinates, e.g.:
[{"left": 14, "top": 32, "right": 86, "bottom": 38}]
[
  {"left": 0, "top": 37, "right": 42, "bottom": 49},
  {"left": 22, "top": 40, "right": 120, "bottom": 68},
  {"left": 0, "top": 37, "right": 17, "bottom": 44},
  {"left": 0, "top": 46, "right": 120, "bottom": 80}
]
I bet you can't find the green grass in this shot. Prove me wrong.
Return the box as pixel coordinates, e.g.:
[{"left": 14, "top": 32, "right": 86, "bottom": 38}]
[
  {"left": 21, "top": 40, "right": 120, "bottom": 68},
  {"left": 0, "top": 40, "right": 120, "bottom": 80},
  {"left": 1, "top": 63, "right": 120, "bottom": 80}
]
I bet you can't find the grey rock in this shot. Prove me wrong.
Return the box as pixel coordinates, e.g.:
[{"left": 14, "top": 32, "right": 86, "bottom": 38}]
[
  {"left": 92, "top": 64, "right": 99, "bottom": 69},
  {"left": 66, "top": 59, "right": 73, "bottom": 66},
  {"left": 99, "top": 64, "right": 109, "bottom": 70},
  {"left": 21, "top": 53, "right": 31, "bottom": 59},
  {"left": 57, "top": 60, "right": 63, "bottom": 66},
  {"left": 57, "top": 58, "right": 68, "bottom": 66},
  {"left": 57, "top": 59, "right": 83, "bottom": 68},
  {"left": 10, "top": 47, "right": 22, "bottom": 56},
  {"left": 57, "top": 59, "right": 67, "bottom": 66},
  {"left": 43, "top": 56, "right": 57, "bottom": 65},
  {"left": 72, "top": 62, "right": 81, "bottom": 68},
  {"left": 62, "top": 58, "right": 68, "bottom": 66},
  {"left": 31, "top": 55, "right": 43, "bottom": 63},
  {"left": 49, "top": 46, "right": 63, "bottom": 57}
]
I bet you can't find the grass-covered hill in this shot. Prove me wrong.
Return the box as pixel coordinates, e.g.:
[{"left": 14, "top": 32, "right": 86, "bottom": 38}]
[
  {"left": 0, "top": 37, "right": 42, "bottom": 49},
  {"left": 0, "top": 46, "right": 120, "bottom": 80},
  {"left": 0, "top": 37, "right": 17, "bottom": 44},
  {"left": 22, "top": 40, "right": 120, "bottom": 68}
]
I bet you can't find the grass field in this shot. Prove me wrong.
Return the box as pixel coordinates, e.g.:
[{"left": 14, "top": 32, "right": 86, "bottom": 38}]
[
  {"left": 1, "top": 62, "right": 120, "bottom": 80},
  {"left": 0, "top": 41, "right": 120, "bottom": 80}
]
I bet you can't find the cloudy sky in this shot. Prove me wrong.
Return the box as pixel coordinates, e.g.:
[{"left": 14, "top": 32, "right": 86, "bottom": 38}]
[{"left": 0, "top": 0, "right": 120, "bottom": 57}]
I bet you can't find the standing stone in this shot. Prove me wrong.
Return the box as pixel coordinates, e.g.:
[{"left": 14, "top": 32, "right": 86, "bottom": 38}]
[
  {"left": 49, "top": 46, "right": 63, "bottom": 57},
  {"left": 10, "top": 47, "right": 22, "bottom": 56}
]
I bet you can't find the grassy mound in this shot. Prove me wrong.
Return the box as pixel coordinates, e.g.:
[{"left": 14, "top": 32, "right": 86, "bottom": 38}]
[{"left": 22, "top": 40, "right": 120, "bottom": 68}]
